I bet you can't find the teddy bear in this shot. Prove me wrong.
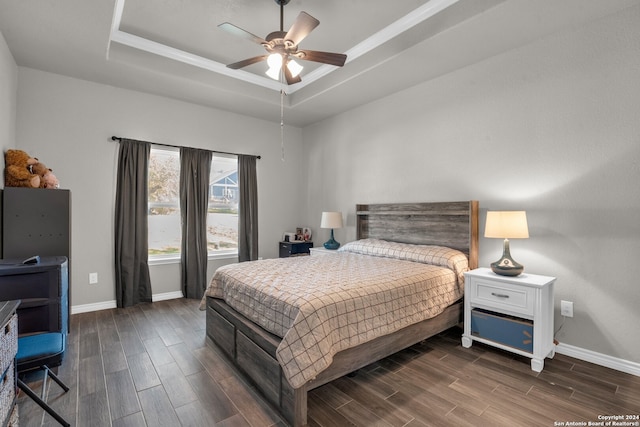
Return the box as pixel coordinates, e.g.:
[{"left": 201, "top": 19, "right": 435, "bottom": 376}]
[
  {"left": 4, "top": 149, "right": 41, "bottom": 188},
  {"left": 41, "top": 170, "right": 59, "bottom": 189},
  {"left": 31, "top": 161, "right": 60, "bottom": 189}
]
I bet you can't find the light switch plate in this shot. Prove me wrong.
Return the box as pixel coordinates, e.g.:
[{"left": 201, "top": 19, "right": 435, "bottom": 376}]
[{"left": 560, "top": 300, "right": 573, "bottom": 317}]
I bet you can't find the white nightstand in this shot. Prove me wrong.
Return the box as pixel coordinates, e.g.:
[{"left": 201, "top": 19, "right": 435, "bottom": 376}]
[
  {"left": 461, "top": 268, "right": 556, "bottom": 372},
  {"left": 309, "top": 246, "right": 338, "bottom": 256}
]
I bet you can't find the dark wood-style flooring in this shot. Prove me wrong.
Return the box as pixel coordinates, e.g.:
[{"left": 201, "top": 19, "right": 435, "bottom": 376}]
[{"left": 17, "top": 298, "right": 640, "bottom": 426}]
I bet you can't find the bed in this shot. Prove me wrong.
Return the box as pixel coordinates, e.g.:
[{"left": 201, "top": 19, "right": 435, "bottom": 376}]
[{"left": 202, "top": 201, "right": 478, "bottom": 426}]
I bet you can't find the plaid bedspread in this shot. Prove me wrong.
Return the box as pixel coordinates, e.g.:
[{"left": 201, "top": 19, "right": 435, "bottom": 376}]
[{"left": 200, "top": 239, "right": 468, "bottom": 388}]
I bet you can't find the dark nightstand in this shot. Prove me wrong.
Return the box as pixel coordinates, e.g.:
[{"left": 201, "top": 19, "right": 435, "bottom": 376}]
[{"left": 279, "top": 241, "right": 313, "bottom": 257}]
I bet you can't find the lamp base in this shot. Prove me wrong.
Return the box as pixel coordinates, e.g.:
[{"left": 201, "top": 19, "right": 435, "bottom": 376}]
[
  {"left": 323, "top": 239, "right": 340, "bottom": 250},
  {"left": 490, "top": 258, "right": 524, "bottom": 276},
  {"left": 490, "top": 238, "right": 524, "bottom": 276},
  {"left": 323, "top": 229, "right": 340, "bottom": 250}
]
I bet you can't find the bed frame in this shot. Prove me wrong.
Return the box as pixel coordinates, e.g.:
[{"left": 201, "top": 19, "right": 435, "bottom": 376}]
[{"left": 205, "top": 201, "right": 479, "bottom": 426}]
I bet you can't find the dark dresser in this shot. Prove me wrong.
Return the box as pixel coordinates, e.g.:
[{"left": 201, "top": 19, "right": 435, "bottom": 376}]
[{"left": 0, "top": 257, "right": 69, "bottom": 337}]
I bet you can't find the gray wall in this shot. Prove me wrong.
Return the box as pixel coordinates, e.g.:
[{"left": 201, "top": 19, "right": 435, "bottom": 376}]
[
  {"left": 303, "top": 5, "right": 640, "bottom": 363},
  {"left": 0, "top": 32, "right": 17, "bottom": 170},
  {"left": 0, "top": 32, "right": 18, "bottom": 256},
  {"left": 14, "top": 67, "right": 306, "bottom": 308},
  {"left": 3, "top": 3, "right": 639, "bottom": 367}
]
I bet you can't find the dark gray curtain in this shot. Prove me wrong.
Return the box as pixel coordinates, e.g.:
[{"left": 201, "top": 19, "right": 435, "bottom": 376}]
[
  {"left": 238, "top": 155, "right": 258, "bottom": 262},
  {"left": 179, "top": 147, "right": 212, "bottom": 299},
  {"left": 115, "top": 139, "right": 152, "bottom": 308}
]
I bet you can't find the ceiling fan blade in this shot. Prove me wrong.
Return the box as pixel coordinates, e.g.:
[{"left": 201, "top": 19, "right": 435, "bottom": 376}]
[
  {"left": 227, "top": 55, "right": 268, "bottom": 70},
  {"left": 284, "top": 65, "right": 302, "bottom": 85},
  {"left": 284, "top": 12, "right": 319, "bottom": 46},
  {"left": 218, "top": 22, "right": 267, "bottom": 45},
  {"left": 297, "top": 50, "right": 347, "bottom": 67}
]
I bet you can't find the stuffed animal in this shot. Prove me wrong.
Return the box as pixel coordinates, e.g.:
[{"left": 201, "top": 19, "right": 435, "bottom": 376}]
[
  {"left": 4, "top": 149, "right": 41, "bottom": 188},
  {"left": 41, "top": 169, "right": 60, "bottom": 189},
  {"left": 31, "top": 161, "right": 60, "bottom": 189}
]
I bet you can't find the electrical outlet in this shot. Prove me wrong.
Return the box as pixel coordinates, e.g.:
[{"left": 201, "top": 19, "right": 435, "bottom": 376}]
[
  {"left": 560, "top": 300, "right": 573, "bottom": 317},
  {"left": 89, "top": 272, "right": 98, "bottom": 285}
]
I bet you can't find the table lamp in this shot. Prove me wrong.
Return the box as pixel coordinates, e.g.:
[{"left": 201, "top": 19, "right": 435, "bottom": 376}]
[
  {"left": 484, "top": 211, "right": 529, "bottom": 276},
  {"left": 320, "top": 211, "right": 343, "bottom": 250}
]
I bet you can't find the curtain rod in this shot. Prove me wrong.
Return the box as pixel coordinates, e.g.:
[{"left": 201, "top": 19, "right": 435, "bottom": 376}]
[{"left": 110, "top": 136, "right": 261, "bottom": 159}]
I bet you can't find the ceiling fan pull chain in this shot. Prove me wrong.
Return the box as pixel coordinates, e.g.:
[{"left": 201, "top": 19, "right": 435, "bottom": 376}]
[{"left": 280, "top": 89, "right": 285, "bottom": 162}]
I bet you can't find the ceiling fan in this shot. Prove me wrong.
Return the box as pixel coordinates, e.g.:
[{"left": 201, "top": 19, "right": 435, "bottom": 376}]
[{"left": 219, "top": 0, "right": 347, "bottom": 85}]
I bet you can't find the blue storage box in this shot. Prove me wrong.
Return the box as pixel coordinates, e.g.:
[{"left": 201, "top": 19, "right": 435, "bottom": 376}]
[{"left": 471, "top": 308, "right": 533, "bottom": 353}]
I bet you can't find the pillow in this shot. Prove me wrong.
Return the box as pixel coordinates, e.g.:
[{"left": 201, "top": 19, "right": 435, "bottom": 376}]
[{"left": 339, "top": 238, "right": 469, "bottom": 283}]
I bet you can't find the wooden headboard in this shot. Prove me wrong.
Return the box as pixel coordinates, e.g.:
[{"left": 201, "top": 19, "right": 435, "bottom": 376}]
[{"left": 356, "top": 201, "right": 479, "bottom": 269}]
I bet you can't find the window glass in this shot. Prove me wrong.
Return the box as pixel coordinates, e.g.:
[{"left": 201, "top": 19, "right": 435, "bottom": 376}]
[
  {"left": 148, "top": 148, "right": 181, "bottom": 259},
  {"left": 207, "top": 154, "right": 238, "bottom": 255},
  {"left": 148, "top": 147, "right": 238, "bottom": 260}
]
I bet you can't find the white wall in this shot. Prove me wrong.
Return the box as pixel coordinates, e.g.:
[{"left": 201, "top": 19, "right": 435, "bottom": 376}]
[
  {"left": 15, "top": 68, "right": 306, "bottom": 308},
  {"left": 0, "top": 31, "right": 17, "bottom": 168},
  {"left": 303, "top": 5, "right": 640, "bottom": 363}
]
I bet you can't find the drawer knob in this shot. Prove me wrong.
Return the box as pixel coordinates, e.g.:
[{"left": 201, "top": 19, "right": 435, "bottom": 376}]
[{"left": 491, "top": 292, "right": 510, "bottom": 299}]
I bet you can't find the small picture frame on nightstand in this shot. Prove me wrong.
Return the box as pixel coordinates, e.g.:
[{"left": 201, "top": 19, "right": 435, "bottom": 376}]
[{"left": 303, "top": 227, "right": 312, "bottom": 241}]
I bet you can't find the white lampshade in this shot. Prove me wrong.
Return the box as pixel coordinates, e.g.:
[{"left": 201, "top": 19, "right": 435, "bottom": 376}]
[
  {"left": 265, "top": 55, "right": 304, "bottom": 81},
  {"left": 265, "top": 53, "right": 282, "bottom": 80},
  {"left": 267, "top": 53, "right": 283, "bottom": 69},
  {"left": 287, "top": 59, "right": 303, "bottom": 78},
  {"left": 320, "top": 212, "right": 343, "bottom": 229},
  {"left": 485, "top": 211, "right": 529, "bottom": 239},
  {"left": 265, "top": 66, "right": 280, "bottom": 80}
]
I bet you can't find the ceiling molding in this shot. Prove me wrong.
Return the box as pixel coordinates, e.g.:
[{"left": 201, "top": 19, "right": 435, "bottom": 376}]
[
  {"left": 344, "top": 0, "right": 460, "bottom": 62},
  {"left": 107, "top": 0, "right": 461, "bottom": 95},
  {"left": 109, "top": 29, "right": 284, "bottom": 91}
]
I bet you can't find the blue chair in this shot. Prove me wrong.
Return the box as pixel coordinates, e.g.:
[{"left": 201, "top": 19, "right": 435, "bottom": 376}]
[{"left": 17, "top": 332, "right": 70, "bottom": 427}]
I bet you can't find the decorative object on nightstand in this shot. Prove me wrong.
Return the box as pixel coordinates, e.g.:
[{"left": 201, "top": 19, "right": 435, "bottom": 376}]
[
  {"left": 320, "top": 211, "right": 343, "bottom": 250},
  {"left": 461, "top": 268, "right": 556, "bottom": 372},
  {"left": 484, "top": 211, "right": 529, "bottom": 276}
]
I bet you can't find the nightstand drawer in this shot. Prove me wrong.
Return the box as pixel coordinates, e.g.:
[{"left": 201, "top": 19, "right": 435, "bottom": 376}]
[{"left": 472, "top": 280, "right": 534, "bottom": 316}]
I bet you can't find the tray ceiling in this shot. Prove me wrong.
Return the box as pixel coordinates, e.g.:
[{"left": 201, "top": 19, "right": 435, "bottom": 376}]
[{"left": 0, "top": 0, "right": 635, "bottom": 126}]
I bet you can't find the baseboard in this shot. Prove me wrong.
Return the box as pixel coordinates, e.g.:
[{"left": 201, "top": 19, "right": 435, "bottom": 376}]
[
  {"left": 71, "top": 300, "right": 117, "bottom": 314},
  {"left": 71, "top": 291, "right": 185, "bottom": 314},
  {"left": 556, "top": 342, "right": 640, "bottom": 377},
  {"left": 152, "top": 291, "right": 184, "bottom": 302}
]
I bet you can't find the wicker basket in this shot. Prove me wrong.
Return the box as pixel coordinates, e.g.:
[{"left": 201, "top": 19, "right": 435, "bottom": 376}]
[
  {"left": 0, "top": 314, "right": 17, "bottom": 376},
  {"left": 0, "top": 362, "right": 15, "bottom": 423}
]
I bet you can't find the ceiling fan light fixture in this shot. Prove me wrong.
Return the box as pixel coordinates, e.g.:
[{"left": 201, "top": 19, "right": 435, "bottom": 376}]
[
  {"left": 266, "top": 53, "right": 284, "bottom": 80},
  {"left": 265, "top": 65, "right": 281, "bottom": 80},
  {"left": 267, "top": 53, "right": 283, "bottom": 69},
  {"left": 220, "top": 1, "right": 346, "bottom": 85},
  {"left": 287, "top": 59, "right": 303, "bottom": 78}
]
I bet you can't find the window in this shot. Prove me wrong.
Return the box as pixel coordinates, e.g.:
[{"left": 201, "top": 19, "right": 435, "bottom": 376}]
[
  {"left": 207, "top": 154, "right": 239, "bottom": 255},
  {"left": 147, "top": 147, "right": 238, "bottom": 261},
  {"left": 148, "top": 148, "right": 180, "bottom": 260}
]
